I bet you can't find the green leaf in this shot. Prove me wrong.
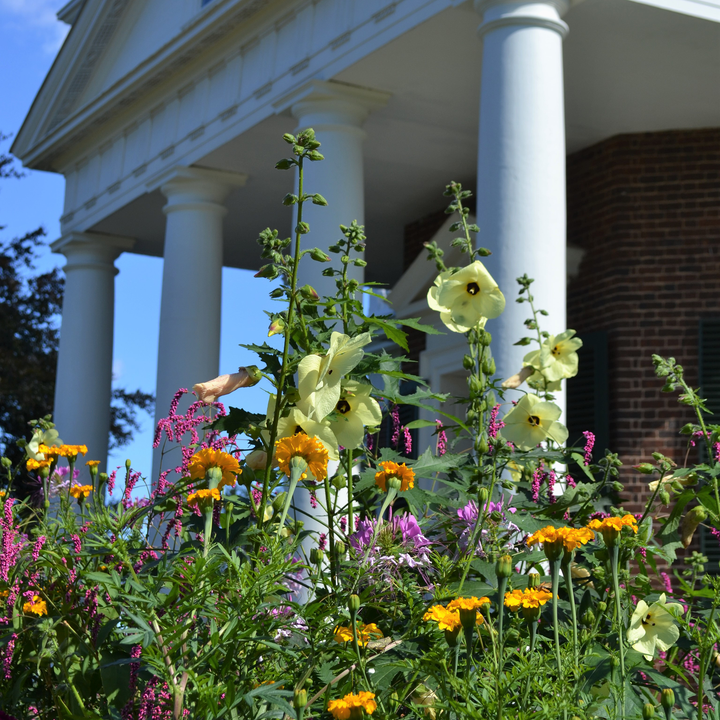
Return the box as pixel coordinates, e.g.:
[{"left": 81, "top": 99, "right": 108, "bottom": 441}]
[
  {"left": 367, "top": 318, "right": 408, "bottom": 351},
  {"left": 404, "top": 419, "right": 439, "bottom": 430},
  {"left": 212, "top": 407, "right": 265, "bottom": 435},
  {"left": 394, "top": 317, "right": 443, "bottom": 336}
]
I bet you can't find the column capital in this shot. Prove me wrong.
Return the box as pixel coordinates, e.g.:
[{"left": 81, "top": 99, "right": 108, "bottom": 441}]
[
  {"left": 474, "top": 0, "right": 570, "bottom": 39},
  {"left": 51, "top": 232, "right": 135, "bottom": 273},
  {"left": 274, "top": 80, "right": 391, "bottom": 133},
  {"left": 147, "top": 165, "right": 248, "bottom": 213}
]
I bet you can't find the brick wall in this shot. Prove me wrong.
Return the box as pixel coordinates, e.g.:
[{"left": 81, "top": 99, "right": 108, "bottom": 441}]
[{"left": 566, "top": 128, "right": 720, "bottom": 513}]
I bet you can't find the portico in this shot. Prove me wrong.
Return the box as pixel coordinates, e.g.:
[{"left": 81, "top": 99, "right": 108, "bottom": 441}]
[{"left": 12, "top": 0, "right": 720, "bottom": 473}]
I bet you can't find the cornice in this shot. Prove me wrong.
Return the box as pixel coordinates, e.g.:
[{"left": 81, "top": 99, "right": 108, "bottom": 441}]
[{"left": 15, "top": 0, "right": 273, "bottom": 171}]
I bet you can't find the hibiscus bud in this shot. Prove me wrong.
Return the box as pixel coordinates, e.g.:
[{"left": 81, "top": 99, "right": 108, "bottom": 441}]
[
  {"left": 193, "top": 366, "right": 262, "bottom": 403},
  {"left": 642, "top": 703, "right": 656, "bottom": 719},
  {"left": 634, "top": 463, "right": 655, "bottom": 474},
  {"left": 309, "top": 248, "right": 330, "bottom": 262},
  {"left": 502, "top": 366, "right": 534, "bottom": 389},
  {"left": 479, "top": 330, "right": 492, "bottom": 347},
  {"left": 299, "top": 284, "right": 319, "bottom": 301},
  {"left": 293, "top": 689, "right": 307, "bottom": 710},
  {"left": 482, "top": 357, "right": 496, "bottom": 375},
  {"left": 475, "top": 437, "right": 489, "bottom": 455},
  {"left": 660, "top": 688, "right": 674, "bottom": 712},
  {"left": 528, "top": 572, "right": 541, "bottom": 589},
  {"left": 245, "top": 450, "right": 267, "bottom": 471},
  {"left": 332, "top": 475, "right": 347, "bottom": 490},
  {"left": 681, "top": 506, "right": 708, "bottom": 547},
  {"left": 660, "top": 490, "right": 671, "bottom": 505},
  {"left": 348, "top": 594, "right": 361, "bottom": 613},
  {"left": 463, "top": 354, "right": 475, "bottom": 370},
  {"left": 496, "top": 554, "right": 513, "bottom": 579},
  {"left": 268, "top": 318, "right": 286, "bottom": 337}
]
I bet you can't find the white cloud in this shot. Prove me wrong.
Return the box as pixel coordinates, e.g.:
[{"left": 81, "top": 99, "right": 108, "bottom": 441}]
[{"left": 0, "top": 0, "right": 70, "bottom": 54}]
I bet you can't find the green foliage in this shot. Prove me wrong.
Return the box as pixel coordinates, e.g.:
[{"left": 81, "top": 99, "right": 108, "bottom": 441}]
[{"left": 2, "top": 130, "right": 720, "bottom": 720}]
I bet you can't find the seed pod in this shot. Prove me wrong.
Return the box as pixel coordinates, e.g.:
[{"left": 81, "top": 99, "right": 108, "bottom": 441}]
[{"left": 681, "top": 506, "right": 708, "bottom": 547}]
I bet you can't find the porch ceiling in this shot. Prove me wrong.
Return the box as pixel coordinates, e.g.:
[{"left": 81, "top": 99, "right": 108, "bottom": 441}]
[{"left": 89, "top": 0, "right": 720, "bottom": 288}]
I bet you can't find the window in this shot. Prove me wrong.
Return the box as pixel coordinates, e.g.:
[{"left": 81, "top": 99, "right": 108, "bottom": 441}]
[{"left": 566, "top": 331, "right": 609, "bottom": 461}]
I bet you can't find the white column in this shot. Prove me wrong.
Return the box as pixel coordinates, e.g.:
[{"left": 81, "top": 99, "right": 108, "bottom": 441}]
[
  {"left": 474, "top": 0, "right": 569, "bottom": 405},
  {"left": 52, "top": 232, "right": 134, "bottom": 470},
  {"left": 151, "top": 167, "right": 246, "bottom": 479},
  {"left": 283, "top": 80, "right": 389, "bottom": 300}
]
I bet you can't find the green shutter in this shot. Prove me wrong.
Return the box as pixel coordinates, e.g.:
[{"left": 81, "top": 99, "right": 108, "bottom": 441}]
[{"left": 566, "top": 331, "right": 609, "bottom": 460}]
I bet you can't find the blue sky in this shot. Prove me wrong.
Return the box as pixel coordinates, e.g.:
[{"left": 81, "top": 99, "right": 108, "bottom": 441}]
[{"left": 0, "top": 0, "right": 279, "bottom": 482}]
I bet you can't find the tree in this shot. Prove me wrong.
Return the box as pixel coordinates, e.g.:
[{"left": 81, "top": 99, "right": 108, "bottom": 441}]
[{"left": 0, "top": 134, "right": 153, "bottom": 472}]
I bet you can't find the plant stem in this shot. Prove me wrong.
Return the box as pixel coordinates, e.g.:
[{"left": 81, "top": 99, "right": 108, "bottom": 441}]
[
  {"left": 322, "top": 472, "right": 337, "bottom": 586},
  {"left": 550, "top": 559, "right": 562, "bottom": 676},
  {"left": 522, "top": 619, "right": 538, "bottom": 711},
  {"left": 346, "top": 448, "right": 353, "bottom": 538},
  {"left": 610, "top": 544, "right": 626, "bottom": 717},
  {"left": 260, "top": 156, "right": 306, "bottom": 527},
  {"left": 562, "top": 559, "right": 579, "bottom": 674}
]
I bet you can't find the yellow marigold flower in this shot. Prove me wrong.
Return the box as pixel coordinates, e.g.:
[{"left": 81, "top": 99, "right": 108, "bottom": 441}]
[
  {"left": 23, "top": 595, "right": 48, "bottom": 616},
  {"left": 328, "top": 691, "right": 377, "bottom": 720},
  {"left": 588, "top": 514, "right": 638, "bottom": 546},
  {"left": 374, "top": 461, "right": 415, "bottom": 492},
  {"left": 275, "top": 433, "right": 329, "bottom": 481},
  {"left": 85, "top": 460, "right": 100, "bottom": 468},
  {"left": 187, "top": 488, "right": 221, "bottom": 508},
  {"left": 188, "top": 448, "right": 241, "bottom": 489},
  {"left": 26, "top": 458, "right": 51, "bottom": 471},
  {"left": 504, "top": 588, "right": 553, "bottom": 611},
  {"left": 0, "top": 491, "right": 6, "bottom": 500},
  {"left": 527, "top": 526, "right": 595, "bottom": 553},
  {"left": 47, "top": 444, "right": 88, "bottom": 458},
  {"left": 423, "top": 605, "right": 462, "bottom": 632},
  {"left": 69, "top": 484, "right": 93, "bottom": 500},
  {"left": 334, "top": 622, "right": 383, "bottom": 647},
  {"left": 446, "top": 596, "right": 491, "bottom": 612},
  {"left": 588, "top": 514, "right": 638, "bottom": 534}
]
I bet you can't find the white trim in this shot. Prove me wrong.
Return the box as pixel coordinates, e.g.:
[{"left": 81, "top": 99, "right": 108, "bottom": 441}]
[{"left": 629, "top": 0, "right": 720, "bottom": 22}]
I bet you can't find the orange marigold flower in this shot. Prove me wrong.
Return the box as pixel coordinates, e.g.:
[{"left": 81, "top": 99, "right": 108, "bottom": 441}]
[
  {"left": 187, "top": 488, "right": 221, "bottom": 508},
  {"left": 23, "top": 595, "right": 47, "bottom": 616},
  {"left": 275, "top": 433, "right": 329, "bottom": 481},
  {"left": 588, "top": 514, "right": 638, "bottom": 534},
  {"left": 374, "top": 461, "right": 415, "bottom": 492},
  {"left": 26, "top": 458, "right": 51, "bottom": 472},
  {"left": 527, "top": 525, "right": 595, "bottom": 552},
  {"left": 85, "top": 460, "right": 101, "bottom": 468},
  {"left": 69, "top": 484, "right": 93, "bottom": 500},
  {"left": 188, "top": 448, "right": 241, "bottom": 489},
  {"left": 504, "top": 587, "right": 554, "bottom": 611},
  {"left": 423, "top": 605, "right": 463, "bottom": 632},
  {"left": 334, "top": 622, "right": 383, "bottom": 646},
  {"left": 328, "top": 691, "right": 377, "bottom": 719},
  {"left": 446, "top": 596, "right": 491, "bottom": 612}
]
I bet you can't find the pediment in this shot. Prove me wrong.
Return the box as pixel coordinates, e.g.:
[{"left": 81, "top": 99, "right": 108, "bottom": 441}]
[
  {"left": 387, "top": 214, "right": 472, "bottom": 319},
  {"left": 12, "top": 0, "right": 203, "bottom": 167}
]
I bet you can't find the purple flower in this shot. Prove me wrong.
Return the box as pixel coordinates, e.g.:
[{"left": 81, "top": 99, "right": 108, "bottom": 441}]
[
  {"left": 457, "top": 500, "right": 479, "bottom": 528},
  {"left": 349, "top": 518, "right": 376, "bottom": 551}
]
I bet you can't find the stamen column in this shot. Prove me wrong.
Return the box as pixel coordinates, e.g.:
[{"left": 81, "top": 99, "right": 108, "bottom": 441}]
[
  {"left": 52, "top": 232, "right": 134, "bottom": 470},
  {"left": 474, "top": 0, "right": 570, "bottom": 405}
]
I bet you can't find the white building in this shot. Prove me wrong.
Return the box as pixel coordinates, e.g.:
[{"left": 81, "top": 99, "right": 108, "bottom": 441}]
[{"left": 12, "top": 0, "right": 720, "bottom": 474}]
